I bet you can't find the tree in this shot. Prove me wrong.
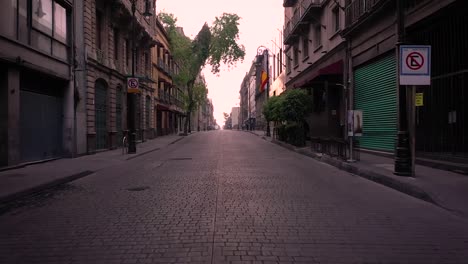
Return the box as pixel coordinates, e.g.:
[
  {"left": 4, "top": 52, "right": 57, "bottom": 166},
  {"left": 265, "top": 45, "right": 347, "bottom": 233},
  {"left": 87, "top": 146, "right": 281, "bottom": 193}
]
[
  {"left": 223, "top": 112, "right": 229, "bottom": 121},
  {"left": 159, "top": 12, "right": 246, "bottom": 134},
  {"left": 281, "top": 89, "right": 311, "bottom": 123},
  {"left": 262, "top": 90, "right": 311, "bottom": 146},
  {"left": 262, "top": 96, "right": 284, "bottom": 123}
]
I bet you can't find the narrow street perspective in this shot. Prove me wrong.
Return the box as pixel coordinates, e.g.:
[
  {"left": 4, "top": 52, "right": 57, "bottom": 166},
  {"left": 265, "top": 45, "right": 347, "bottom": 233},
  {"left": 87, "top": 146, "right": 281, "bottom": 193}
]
[
  {"left": 1, "top": 131, "right": 468, "bottom": 264},
  {"left": 1, "top": 0, "right": 468, "bottom": 263}
]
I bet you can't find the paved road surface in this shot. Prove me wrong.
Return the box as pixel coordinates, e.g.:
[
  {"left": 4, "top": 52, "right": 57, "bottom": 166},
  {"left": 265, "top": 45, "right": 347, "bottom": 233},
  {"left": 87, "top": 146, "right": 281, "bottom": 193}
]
[{"left": 1, "top": 131, "right": 467, "bottom": 264}]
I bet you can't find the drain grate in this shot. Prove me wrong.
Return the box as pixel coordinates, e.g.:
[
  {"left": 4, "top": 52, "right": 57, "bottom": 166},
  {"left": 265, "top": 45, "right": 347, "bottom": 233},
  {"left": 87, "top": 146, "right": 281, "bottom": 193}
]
[
  {"left": 169, "top": 158, "right": 192, "bottom": 161},
  {"left": 126, "top": 186, "right": 150, "bottom": 192}
]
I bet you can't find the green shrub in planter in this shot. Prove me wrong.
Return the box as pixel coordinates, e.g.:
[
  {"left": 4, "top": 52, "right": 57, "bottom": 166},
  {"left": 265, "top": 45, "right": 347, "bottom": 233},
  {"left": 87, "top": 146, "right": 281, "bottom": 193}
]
[
  {"left": 277, "top": 124, "right": 288, "bottom": 142},
  {"left": 285, "top": 123, "right": 305, "bottom": 147}
]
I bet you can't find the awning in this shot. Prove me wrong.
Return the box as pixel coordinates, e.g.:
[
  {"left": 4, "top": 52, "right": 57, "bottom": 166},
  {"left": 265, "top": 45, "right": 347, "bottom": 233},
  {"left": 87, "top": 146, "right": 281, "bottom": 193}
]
[
  {"left": 293, "top": 60, "right": 343, "bottom": 88},
  {"left": 156, "top": 104, "right": 170, "bottom": 111}
]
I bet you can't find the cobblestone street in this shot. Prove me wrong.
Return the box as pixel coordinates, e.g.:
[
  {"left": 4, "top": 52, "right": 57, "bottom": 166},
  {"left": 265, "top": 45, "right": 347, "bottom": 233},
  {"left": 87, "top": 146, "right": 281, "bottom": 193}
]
[{"left": 1, "top": 131, "right": 467, "bottom": 264}]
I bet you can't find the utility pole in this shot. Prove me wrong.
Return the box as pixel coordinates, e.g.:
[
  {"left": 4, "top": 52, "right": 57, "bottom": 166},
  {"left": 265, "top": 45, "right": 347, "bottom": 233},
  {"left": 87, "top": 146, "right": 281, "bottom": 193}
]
[
  {"left": 127, "top": 0, "right": 154, "bottom": 153},
  {"left": 128, "top": 0, "right": 137, "bottom": 154},
  {"left": 394, "top": 0, "right": 412, "bottom": 176}
]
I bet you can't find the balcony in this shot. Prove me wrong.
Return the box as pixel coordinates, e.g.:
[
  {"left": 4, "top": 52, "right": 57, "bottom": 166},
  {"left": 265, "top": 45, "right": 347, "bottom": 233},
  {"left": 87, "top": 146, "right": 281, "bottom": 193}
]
[
  {"left": 156, "top": 58, "right": 173, "bottom": 78},
  {"left": 345, "top": 0, "right": 387, "bottom": 29},
  {"left": 284, "top": 0, "right": 323, "bottom": 45},
  {"left": 283, "top": 0, "right": 297, "bottom": 7}
]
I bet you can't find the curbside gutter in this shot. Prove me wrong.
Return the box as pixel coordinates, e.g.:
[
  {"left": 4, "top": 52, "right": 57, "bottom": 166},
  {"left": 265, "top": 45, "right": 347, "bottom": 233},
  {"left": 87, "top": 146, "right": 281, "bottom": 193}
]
[{"left": 249, "top": 131, "right": 435, "bottom": 205}]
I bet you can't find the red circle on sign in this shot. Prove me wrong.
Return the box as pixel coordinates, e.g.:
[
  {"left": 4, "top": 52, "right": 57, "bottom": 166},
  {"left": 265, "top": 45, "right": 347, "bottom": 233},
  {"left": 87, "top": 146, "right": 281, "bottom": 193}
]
[
  {"left": 406, "top": 51, "right": 424, "bottom": 70},
  {"left": 128, "top": 79, "right": 138, "bottom": 88}
]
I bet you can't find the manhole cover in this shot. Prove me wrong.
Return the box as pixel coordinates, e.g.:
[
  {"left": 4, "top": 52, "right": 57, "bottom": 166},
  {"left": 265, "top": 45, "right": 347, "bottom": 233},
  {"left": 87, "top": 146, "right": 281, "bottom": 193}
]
[
  {"left": 126, "top": 186, "right": 150, "bottom": 192},
  {"left": 169, "top": 158, "right": 192, "bottom": 161}
]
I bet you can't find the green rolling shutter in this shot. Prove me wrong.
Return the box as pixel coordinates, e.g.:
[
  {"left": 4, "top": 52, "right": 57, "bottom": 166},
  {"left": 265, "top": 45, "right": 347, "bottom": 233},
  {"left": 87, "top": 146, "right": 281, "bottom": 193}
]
[{"left": 354, "top": 54, "right": 397, "bottom": 152}]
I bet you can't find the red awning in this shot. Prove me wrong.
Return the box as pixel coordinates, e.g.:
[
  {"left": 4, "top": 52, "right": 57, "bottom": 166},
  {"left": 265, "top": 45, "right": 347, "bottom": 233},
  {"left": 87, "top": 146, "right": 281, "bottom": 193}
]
[
  {"left": 318, "top": 60, "right": 343, "bottom": 76},
  {"left": 293, "top": 60, "right": 343, "bottom": 88}
]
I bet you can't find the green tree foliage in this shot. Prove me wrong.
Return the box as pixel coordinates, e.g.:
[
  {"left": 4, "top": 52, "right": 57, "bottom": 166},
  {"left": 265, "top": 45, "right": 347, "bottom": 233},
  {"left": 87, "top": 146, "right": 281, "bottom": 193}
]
[
  {"left": 281, "top": 89, "right": 311, "bottom": 123},
  {"left": 263, "top": 90, "right": 311, "bottom": 146},
  {"left": 158, "top": 12, "right": 245, "bottom": 134},
  {"left": 209, "top": 13, "right": 245, "bottom": 74},
  {"left": 262, "top": 95, "right": 284, "bottom": 122}
]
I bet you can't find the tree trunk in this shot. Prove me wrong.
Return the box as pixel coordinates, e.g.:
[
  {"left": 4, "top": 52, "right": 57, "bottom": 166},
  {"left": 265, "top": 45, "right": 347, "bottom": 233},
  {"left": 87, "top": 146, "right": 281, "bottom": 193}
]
[
  {"left": 184, "top": 112, "right": 190, "bottom": 134},
  {"left": 183, "top": 81, "right": 195, "bottom": 135}
]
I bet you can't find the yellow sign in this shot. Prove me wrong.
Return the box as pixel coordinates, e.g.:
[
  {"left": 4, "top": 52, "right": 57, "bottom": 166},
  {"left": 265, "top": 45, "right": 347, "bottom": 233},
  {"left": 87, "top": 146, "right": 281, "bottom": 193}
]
[{"left": 415, "top": 93, "right": 423, "bottom": 106}]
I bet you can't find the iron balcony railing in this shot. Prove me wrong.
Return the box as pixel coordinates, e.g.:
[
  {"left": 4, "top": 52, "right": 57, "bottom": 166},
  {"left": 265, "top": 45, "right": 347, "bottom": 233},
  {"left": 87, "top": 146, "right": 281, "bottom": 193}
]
[
  {"left": 284, "top": 0, "right": 323, "bottom": 45},
  {"left": 345, "top": 0, "right": 385, "bottom": 28}
]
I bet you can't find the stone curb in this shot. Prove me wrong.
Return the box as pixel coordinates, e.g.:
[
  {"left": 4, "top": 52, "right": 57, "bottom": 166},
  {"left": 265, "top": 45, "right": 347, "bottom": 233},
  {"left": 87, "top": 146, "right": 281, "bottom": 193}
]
[{"left": 248, "top": 132, "right": 435, "bottom": 205}]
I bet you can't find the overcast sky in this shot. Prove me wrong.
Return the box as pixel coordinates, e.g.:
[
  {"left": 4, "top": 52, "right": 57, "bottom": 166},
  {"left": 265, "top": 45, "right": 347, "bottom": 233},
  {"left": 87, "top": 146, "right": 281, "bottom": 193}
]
[{"left": 157, "top": 0, "right": 284, "bottom": 125}]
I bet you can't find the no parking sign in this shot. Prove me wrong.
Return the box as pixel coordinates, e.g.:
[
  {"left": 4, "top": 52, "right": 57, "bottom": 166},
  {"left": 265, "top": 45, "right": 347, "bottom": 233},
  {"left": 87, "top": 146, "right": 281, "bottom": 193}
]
[{"left": 400, "top": 45, "right": 431, "bottom": 85}]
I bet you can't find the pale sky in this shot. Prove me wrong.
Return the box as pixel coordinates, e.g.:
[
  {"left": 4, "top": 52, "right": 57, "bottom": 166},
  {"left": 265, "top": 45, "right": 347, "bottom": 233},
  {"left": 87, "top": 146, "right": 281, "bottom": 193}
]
[{"left": 157, "top": 0, "right": 284, "bottom": 125}]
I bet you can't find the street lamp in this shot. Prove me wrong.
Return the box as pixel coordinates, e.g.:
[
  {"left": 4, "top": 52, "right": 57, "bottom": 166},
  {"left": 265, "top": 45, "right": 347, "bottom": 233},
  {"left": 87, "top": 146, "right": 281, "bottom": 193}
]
[
  {"left": 256, "top": 45, "right": 271, "bottom": 137},
  {"left": 128, "top": 0, "right": 155, "bottom": 154}
]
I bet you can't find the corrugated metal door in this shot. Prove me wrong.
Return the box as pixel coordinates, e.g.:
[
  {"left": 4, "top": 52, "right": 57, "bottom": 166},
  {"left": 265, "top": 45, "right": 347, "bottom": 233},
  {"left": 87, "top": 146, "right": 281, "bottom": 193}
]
[
  {"left": 95, "top": 82, "right": 108, "bottom": 150},
  {"left": 20, "top": 90, "right": 62, "bottom": 162},
  {"left": 354, "top": 54, "right": 397, "bottom": 152}
]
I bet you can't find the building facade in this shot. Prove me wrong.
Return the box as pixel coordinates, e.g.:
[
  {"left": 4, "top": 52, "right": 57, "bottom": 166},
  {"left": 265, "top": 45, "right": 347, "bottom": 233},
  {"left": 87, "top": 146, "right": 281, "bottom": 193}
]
[
  {"left": 231, "top": 107, "right": 240, "bottom": 129},
  {"left": 1, "top": 0, "right": 77, "bottom": 166},
  {"left": 239, "top": 74, "right": 249, "bottom": 129},
  {"left": 283, "top": 0, "right": 347, "bottom": 139},
  {"left": 343, "top": 0, "right": 467, "bottom": 159},
  {"left": 82, "top": 0, "right": 158, "bottom": 153},
  {"left": 153, "top": 19, "right": 184, "bottom": 137},
  {"left": 81, "top": 0, "right": 185, "bottom": 155}
]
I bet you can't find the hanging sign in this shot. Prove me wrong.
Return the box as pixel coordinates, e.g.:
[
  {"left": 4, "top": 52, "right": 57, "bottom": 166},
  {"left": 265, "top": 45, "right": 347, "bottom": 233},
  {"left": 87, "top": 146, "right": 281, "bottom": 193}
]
[
  {"left": 400, "top": 45, "right": 431, "bottom": 85},
  {"left": 127, "top": 77, "right": 140, "bottom": 93}
]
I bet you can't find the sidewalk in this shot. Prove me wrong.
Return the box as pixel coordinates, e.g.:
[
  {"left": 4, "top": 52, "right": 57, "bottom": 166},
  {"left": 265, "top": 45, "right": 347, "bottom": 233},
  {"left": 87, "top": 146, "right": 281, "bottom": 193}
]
[
  {"left": 247, "top": 130, "right": 468, "bottom": 218},
  {"left": 0, "top": 134, "right": 190, "bottom": 204}
]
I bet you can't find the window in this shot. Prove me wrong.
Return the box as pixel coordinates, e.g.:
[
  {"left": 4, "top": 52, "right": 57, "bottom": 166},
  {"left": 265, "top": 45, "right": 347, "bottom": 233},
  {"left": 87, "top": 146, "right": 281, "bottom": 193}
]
[
  {"left": 54, "top": 3, "right": 67, "bottom": 43},
  {"left": 302, "top": 36, "right": 309, "bottom": 59},
  {"left": 29, "top": 0, "right": 69, "bottom": 60},
  {"left": 146, "top": 96, "right": 151, "bottom": 128},
  {"left": 33, "top": 0, "right": 53, "bottom": 35},
  {"left": 286, "top": 51, "right": 292, "bottom": 73},
  {"left": 114, "top": 29, "right": 119, "bottom": 60},
  {"left": 314, "top": 25, "right": 322, "bottom": 48},
  {"left": 135, "top": 48, "right": 139, "bottom": 74},
  {"left": 279, "top": 49, "right": 283, "bottom": 74},
  {"left": 144, "top": 52, "right": 149, "bottom": 75},
  {"left": 125, "top": 39, "right": 130, "bottom": 68},
  {"left": 0, "top": 0, "right": 17, "bottom": 38},
  {"left": 96, "top": 10, "right": 103, "bottom": 49},
  {"left": 293, "top": 45, "right": 299, "bottom": 66},
  {"left": 333, "top": 7, "right": 340, "bottom": 33}
]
